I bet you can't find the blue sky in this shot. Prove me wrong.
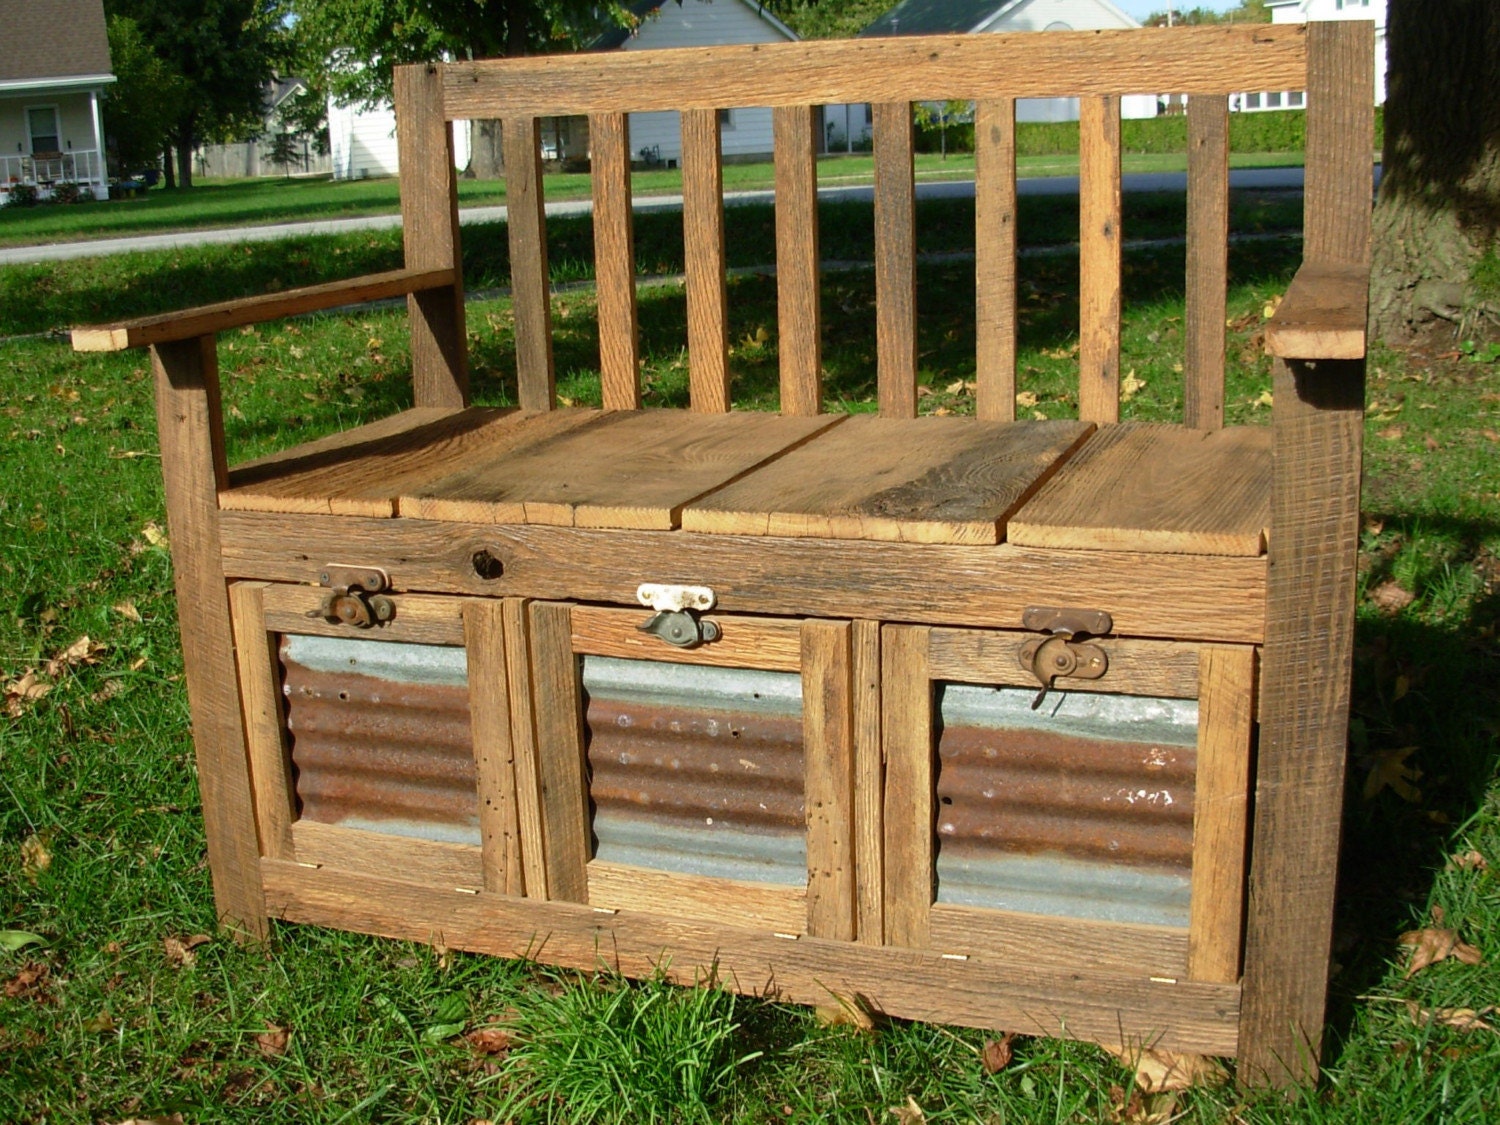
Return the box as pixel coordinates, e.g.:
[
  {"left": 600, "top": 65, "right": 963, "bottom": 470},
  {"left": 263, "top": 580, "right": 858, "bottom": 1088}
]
[{"left": 1115, "top": 1, "right": 1241, "bottom": 21}]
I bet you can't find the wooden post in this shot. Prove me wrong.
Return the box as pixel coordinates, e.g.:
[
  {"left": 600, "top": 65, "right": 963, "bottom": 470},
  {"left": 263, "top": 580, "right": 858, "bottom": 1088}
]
[
  {"left": 774, "top": 105, "right": 823, "bottom": 416},
  {"left": 1184, "top": 94, "right": 1229, "bottom": 430},
  {"left": 975, "top": 97, "right": 1017, "bottom": 422},
  {"left": 1078, "top": 95, "right": 1121, "bottom": 424},
  {"left": 881, "top": 625, "right": 931, "bottom": 948},
  {"left": 590, "top": 111, "right": 641, "bottom": 411},
  {"left": 153, "top": 336, "right": 267, "bottom": 938},
  {"left": 394, "top": 63, "right": 468, "bottom": 409},
  {"left": 502, "top": 116, "right": 557, "bottom": 411},
  {"left": 681, "top": 108, "right": 731, "bottom": 413},
  {"left": 802, "top": 620, "right": 855, "bottom": 941},
  {"left": 1239, "top": 20, "right": 1373, "bottom": 1086},
  {"left": 873, "top": 102, "right": 918, "bottom": 418}
]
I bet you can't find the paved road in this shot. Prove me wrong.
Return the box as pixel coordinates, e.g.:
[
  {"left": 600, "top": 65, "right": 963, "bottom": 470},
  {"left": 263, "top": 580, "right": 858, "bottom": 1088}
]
[{"left": 0, "top": 166, "right": 1311, "bottom": 266}]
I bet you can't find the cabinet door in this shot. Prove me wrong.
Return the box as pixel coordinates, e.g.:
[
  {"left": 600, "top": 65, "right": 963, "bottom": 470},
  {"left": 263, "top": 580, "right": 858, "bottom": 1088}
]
[{"left": 882, "top": 625, "right": 1254, "bottom": 984}]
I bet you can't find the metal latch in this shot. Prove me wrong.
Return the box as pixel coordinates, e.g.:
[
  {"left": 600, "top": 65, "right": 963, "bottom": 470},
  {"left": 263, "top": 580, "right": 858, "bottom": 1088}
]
[
  {"left": 308, "top": 564, "right": 395, "bottom": 629},
  {"left": 636, "top": 583, "right": 720, "bottom": 649},
  {"left": 1019, "top": 605, "right": 1112, "bottom": 709}
]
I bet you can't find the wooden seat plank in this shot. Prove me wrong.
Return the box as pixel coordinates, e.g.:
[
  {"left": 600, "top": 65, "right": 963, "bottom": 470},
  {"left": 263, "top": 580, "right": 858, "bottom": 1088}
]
[
  {"left": 1007, "top": 423, "right": 1270, "bottom": 556},
  {"left": 682, "top": 416, "right": 1093, "bottom": 545},
  {"left": 220, "top": 407, "right": 599, "bottom": 517},
  {"left": 403, "top": 409, "right": 844, "bottom": 529}
]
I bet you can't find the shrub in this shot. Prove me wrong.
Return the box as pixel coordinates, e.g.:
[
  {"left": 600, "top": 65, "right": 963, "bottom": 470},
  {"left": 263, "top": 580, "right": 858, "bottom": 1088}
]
[
  {"left": 51, "top": 181, "right": 84, "bottom": 205},
  {"left": 3, "top": 183, "right": 39, "bottom": 208}
]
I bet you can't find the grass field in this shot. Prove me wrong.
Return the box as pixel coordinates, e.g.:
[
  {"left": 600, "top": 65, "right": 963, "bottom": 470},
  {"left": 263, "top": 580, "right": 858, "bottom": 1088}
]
[
  {"left": 0, "top": 151, "right": 1304, "bottom": 249},
  {"left": 1, "top": 193, "right": 1497, "bottom": 1123}
]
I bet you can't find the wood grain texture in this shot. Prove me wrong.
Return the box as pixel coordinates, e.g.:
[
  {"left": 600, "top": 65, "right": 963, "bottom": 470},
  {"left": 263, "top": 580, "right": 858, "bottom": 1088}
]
[
  {"left": 394, "top": 64, "right": 468, "bottom": 409},
  {"left": 219, "top": 513, "right": 1270, "bottom": 643},
  {"left": 405, "top": 409, "right": 840, "bottom": 530},
  {"left": 1239, "top": 29, "right": 1370, "bottom": 1082},
  {"left": 438, "top": 26, "right": 1308, "bottom": 118},
  {"left": 1184, "top": 95, "right": 1229, "bottom": 430},
  {"left": 1007, "top": 423, "right": 1271, "bottom": 556},
  {"left": 502, "top": 116, "right": 556, "bottom": 411},
  {"left": 928, "top": 628, "right": 1201, "bottom": 699},
  {"left": 262, "top": 585, "right": 468, "bottom": 646},
  {"left": 528, "top": 601, "right": 591, "bottom": 903},
  {"left": 852, "top": 620, "right": 883, "bottom": 946},
  {"left": 803, "top": 620, "right": 855, "bottom": 942},
  {"left": 464, "top": 600, "right": 526, "bottom": 896},
  {"left": 502, "top": 598, "right": 549, "bottom": 899},
  {"left": 1188, "top": 644, "right": 1255, "bottom": 985},
  {"left": 589, "top": 112, "right": 641, "bottom": 410},
  {"left": 223, "top": 408, "right": 595, "bottom": 518},
  {"left": 975, "top": 97, "right": 1017, "bottom": 422},
  {"left": 587, "top": 861, "right": 806, "bottom": 934},
  {"left": 570, "top": 605, "right": 802, "bottom": 672},
  {"left": 290, "top": 820, "right": 483, "bottom": 888},
  {"left": 681, "top": 416, "right": 1093, "bottom": 544},
  {"left": 681, "top": 108, "right": 731, "bottom": 412},
  {"left": 773, "top": 105, "right": 822, "bottom": 416},
  {"left": 227, "top": 583, "right": 295, "bottom": 862},
  {"left": 265, "top": 860, "right": 1242, "bottom": 1053},
  {"left": 873, "top": 102, "right": 918, "bottom": 418},
  {"left": 153, "top": 338, "right": 266, "bottom": 937},
  {"left": 882, "top": 625, "right": 932, "bottom": 949},
  {"left": 1264, "top": 261, "right": 1369, "bottom": 360},
  {"left": 928, "top": 904, "right": 1188, "bottom": 980},
  {"left": 72, "top": 269, "right": 457, "bottom": 353},
  {"left": 1078, "top": 95, "right": 1122, "bottom": 424}
]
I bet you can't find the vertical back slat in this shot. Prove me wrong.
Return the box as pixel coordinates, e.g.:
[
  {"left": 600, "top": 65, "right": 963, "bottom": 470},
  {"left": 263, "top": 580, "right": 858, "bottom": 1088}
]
[
  {"left": 1303, "top": 21, "right": 1376, "bottom": 265},
  {"left": 590, "top": 112, "right": 641, "bottom": 411},
  {"left": 803, "top": 620, "right": 856, "bottom": 942},
  {"left": 852, "top": 619, "right": 883, "bottom": 946},
  {"left": 502, "top": 116, "right": 556, "bottom": 411},
  {"left": 464, "top": 600, "right": 526, "bottom": 897},
  {"left": 774, "top": 105, "right": 822, "bottom": 416},
  {"left": 882, "top": 624, "right": 931, "bottom": 948},
  {"left": 394, "top": 64, "right": 469, "bottom": 409},
  {"left": 1185, "top": 95, "right": 1230, "bottom": 430},
  {"left": 1078, "top": 95, "right": 1121, "bottom": 424},
  {"left": 873, "top": 101, "right": 918, "bottom": 418},
  {"left": 975, "top": 97, "right": 1017, "bottom": 422},
  {"left": 681, "top": 108, "right": 731, "bottom": 412}
]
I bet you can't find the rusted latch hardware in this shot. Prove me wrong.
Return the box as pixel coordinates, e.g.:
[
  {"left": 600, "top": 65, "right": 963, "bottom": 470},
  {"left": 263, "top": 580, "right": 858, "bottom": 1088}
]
[
  {"left": 636, "top": 583, "right": 720, "bottom": 649},
  {"left": 1019, "top": 605, "right": 1112, "bottom": 710},
  {"left": 309, "top": 564, "right": 396, "bottom": 629}
]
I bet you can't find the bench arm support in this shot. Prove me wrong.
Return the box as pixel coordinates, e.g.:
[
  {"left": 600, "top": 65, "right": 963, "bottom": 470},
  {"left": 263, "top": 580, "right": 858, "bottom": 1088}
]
[{"left": 1264, "top": 260, "right": 1369, "bottom": 361}]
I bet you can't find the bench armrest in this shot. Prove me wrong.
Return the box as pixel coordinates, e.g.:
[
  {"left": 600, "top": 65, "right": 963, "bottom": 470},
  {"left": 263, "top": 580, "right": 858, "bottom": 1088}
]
[
  {"left": 71, "top": 267, "right": 458, "bottom": 353},
  {"left": 1264, "top": 260, "right": 1369, "bottom": 361}
]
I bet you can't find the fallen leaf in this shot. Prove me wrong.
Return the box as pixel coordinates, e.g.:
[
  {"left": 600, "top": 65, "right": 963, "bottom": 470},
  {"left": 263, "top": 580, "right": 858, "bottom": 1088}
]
[
  {"left": 1424, "top": 435, "right": 1441, "bottom": 451},
  {"left": 20, "top": 834, "right": 52, "bottom": 883},
  {"left": 981, "top": 1032, "right": 1016, "bottom": 1073},
  {"left": 915, "top": 384, "right": 934, "bottom": 398},
  {"left": 944, "top": 378, "right": 967, "bottom": 396},
  {"left": 44, "top": 635, "right": 104, "bottom": 678},
  {"left": 85, "top": 1010, "right": 118, "bottom": 1033},
  {"left": 1400, "top": 926, "right": 1483, "bottom": 977},
  {"left": 1483, "top": 429, "right": 1500, "bottom": 443},
  {"left": 140, "top": 521, "right": 168, "bottom": 547},
  {"left": 1449, "top": 849, "right": 1489, "bottom": 871},
  {"left": 1254, "top": 389, "right": 1274, "bottom": 408},
  {"left": 889, "top": 1095, "right": 926, "bottom": 1124},
  {"left": 1370, "top": 581, "right": 1415, "bottom": 613},
  {"left": 1262, "top": 294, "right": 1282, "bottom": 319},
  {"left": 1105, "top": 1044, "right": 1226, "bottom": 1093},
  {"left": 1120, "top": 370, "right": 1145, "bottom": 402},
  {"left": 113, "top": 601, "right": 142, "bottom": 623},
  {"left": 110, "top": 1116, "right": 184, "bottom": 1125},
  {"left": 163, "top": 933, "right": 212, "bottom": 968},
  {"left": 1364, "top": 745, "right": 1422, "bottom": 802},
  {"left": 4, "top": 962, "right": 51, "bottom": 1001},
  {"left": 815, "top": 991, "right": 875, "bottom": 1031},
  {"left": 1015, "top": 391, "right": 1039, "bottom": 408},
  {"left": 464, "top": 1026, "right": 513, "bottom": 1055},
  {"left": 1378, "top": 424, "right": 1406, "bottom": 441},
  {"left": 0, "top": 930, "right": 45, "bottom": 952},
  {"left": 4, "top": 670, "right": 51, "bottom": 717},
  {"left": 1406, "top": 1000, "right": 1496, "bottom": 1034},
  {"left": 257, "top": 1023, "right": 291, "bottom": 1057}
]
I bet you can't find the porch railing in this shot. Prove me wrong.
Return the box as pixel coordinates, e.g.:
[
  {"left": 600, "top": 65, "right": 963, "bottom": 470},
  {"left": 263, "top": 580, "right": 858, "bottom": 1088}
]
[{"left": 0, "top": 149, "right": 105, "bottom": 187}]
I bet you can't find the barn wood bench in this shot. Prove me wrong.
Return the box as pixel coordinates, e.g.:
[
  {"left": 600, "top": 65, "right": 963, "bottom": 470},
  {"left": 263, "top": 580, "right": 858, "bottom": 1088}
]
[{"left": 73, "top": 23, "right": 1374, "bottom": 1087}]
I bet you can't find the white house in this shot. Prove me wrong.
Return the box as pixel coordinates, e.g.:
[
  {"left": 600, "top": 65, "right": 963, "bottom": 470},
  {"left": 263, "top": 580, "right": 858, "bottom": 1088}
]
[
  {"left": 860, "top": 0, "right": 1159, "bottom": 124},
  {"left": 0, "top": 0, "right": 113, "bottom": 202},
  {"left": 1237, "top": 0, "right": 1387, "bottom": 111},
  {"left": 328, "top": 87, "right": 472, "bottom": 181}
]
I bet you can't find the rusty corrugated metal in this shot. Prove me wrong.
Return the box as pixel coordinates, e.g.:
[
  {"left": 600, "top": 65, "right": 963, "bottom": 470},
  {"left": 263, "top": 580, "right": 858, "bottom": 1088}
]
[
  {"left": 281, "top": 634, "right": 481, "bottom": 845},
  {"left": 582, "top": 656, "right": 807, "bottom": 885},
  {"left": 935, "top": 683, "right": 1199, "bottom": 927}
]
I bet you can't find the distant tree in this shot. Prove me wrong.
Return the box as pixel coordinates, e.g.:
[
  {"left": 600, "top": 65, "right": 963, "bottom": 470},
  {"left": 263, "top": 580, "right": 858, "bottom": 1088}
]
[
  {"left": 103, "top": 14, "right": 189, "bottom": 176},
  {"left": 777, "top": 0, "right": 890, "bottom": 40},
  {"left": 106, "top": 0, "right": 290, "bottom": 188},
  {"left": 1142, "top": 2, "right": 1271, "bottom": 27}
]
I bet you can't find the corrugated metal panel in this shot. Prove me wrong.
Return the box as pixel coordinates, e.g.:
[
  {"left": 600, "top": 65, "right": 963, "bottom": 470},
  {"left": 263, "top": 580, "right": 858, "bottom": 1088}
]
[
  {"left": 281, "top": 634, "right": 481, "bottom": 845},
  {"left": 935, "top": 683, "right": 1198, "bottom": 927},
  {"left": 583, "top": 656, "right": 807, "bottom": 885}
]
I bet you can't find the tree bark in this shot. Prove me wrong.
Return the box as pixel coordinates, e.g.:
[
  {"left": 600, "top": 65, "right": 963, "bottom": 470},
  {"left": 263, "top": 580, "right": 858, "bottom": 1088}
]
[
  {"left": 468, "top": 120, "right": 504, "bottom": 179},
  {"left": 1370, "top": 0, "right": 1500, "bottom": 342},
  {"left": 174, "top": 118, "right": 196, "bottom": 189},
  {"left": 162, "top": 145, "right": 176, "bottom": 190}
]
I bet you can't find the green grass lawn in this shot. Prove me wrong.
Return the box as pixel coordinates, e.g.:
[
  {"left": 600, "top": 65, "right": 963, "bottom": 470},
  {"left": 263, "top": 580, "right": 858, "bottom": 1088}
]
[
  {"left": 1, "top": 200, "right": 1496, "bottom": 1122},
  {"left": 0, "top": 150, "right": 1305, "bottom": 248}
]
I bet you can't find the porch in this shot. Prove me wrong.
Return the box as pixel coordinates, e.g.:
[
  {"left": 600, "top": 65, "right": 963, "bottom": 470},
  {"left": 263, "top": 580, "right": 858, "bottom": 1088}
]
[{"left": 0, "top": 148, "right": 107, "bottom": 202}]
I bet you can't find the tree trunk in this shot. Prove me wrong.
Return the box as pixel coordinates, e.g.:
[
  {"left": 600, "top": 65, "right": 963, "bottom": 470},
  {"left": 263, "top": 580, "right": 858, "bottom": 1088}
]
[
  {"left": 468, "top": 120, "right": 504, "bottom": 179},
  {"left": 174, "top": 119, "right": 195, "bottom": 189},
  {"left": 1370, "top": 0, "right": 1500, "bottom": 342},
  {"left": 162, "top": 145, "right": 176, "bottom": 190}
]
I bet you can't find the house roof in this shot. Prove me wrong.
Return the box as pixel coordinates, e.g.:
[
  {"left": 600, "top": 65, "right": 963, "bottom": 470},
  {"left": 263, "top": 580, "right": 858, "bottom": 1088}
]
[
  {"left": 0, "top": 0, "right": 112, "bottom": 84},
  {"left": 590, "top": 0, "right": 798, "bottom": 51},
  {"left": 861, "top": 0, "right": 1139, "bottom": 38}
]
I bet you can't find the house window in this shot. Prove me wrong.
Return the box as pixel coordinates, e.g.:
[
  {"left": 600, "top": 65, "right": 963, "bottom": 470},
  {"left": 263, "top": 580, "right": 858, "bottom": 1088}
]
[
  {"left": 1245, "top": 93, "right": 1262, "bottom": 109},
  {"left": 1288, "top": 91, "right": 1305, "bottom": 108},
  {"left": 27, "top": 106, "right": 60, "bottom": 154},
  {"left": 719, "top": 108, "right": 735, "bottom": 131},
  {"left": 1266, "top": 92, "right": 1283, "bottom": 108}
]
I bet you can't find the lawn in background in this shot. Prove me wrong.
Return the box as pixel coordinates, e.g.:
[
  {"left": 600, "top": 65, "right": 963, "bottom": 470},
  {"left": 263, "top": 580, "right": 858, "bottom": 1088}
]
[{"left": 1, "top": 195, "right": 1496, "bottom": 1122}]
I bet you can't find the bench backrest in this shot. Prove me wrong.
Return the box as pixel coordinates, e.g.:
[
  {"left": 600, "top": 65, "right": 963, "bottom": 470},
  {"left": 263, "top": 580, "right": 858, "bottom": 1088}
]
[{"left": 394, "top": 22, "right": 1372, "bottom": 428}]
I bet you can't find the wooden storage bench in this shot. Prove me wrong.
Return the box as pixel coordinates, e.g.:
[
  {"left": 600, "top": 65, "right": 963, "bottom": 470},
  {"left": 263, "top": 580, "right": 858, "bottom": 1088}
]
[{"left": 72, "top": 23, "right": 1374, "bottom": 1086}]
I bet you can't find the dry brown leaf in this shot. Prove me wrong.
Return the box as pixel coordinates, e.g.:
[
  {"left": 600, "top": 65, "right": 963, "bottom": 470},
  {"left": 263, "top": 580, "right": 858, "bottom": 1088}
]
[
  {"left": 1400, "top": 926, "right": 1483, "bottom": 977},
  {"left": 20, "top": 833, "right": 52, "bottom": 884},
  {"left": 113, "top": 601, "right": 142, "bottom": 623},
  {"left": 981, "top": 1032, "right": 1016, "bottom": 1073},
  {"left": 85, "top": 1010, "right": 118, "bottom": 1033},
  {"left": 1364, "top": 746, "right": 1422, "bottom": 802},
  {"left": 1482, "top": 429, "right": 1500, "bottom": 443},
  {"left": 44, "top": 635, "right": 104, "bottom": 678},
  {"left": 1120, "top": 370, "right": 1145, "bottom": 402},
  {"left": 888, "top": 1095, "right": 926, "bottom": 1124},
  {"left": 1424, "top": 435, "right": 1441, "bottom": 452},
  {"left": 815, "top": 991, "right": 876, "bottom": 1031},
  {"left": 1106, "top": 1044, "right": 1226, "bottom": 1093},
  {"left": 4, "top": 671, "right": 51, "bottom": 716},
  {"left": 945, "top": 378, "right": 968, "bottom": 396},
  {"left": 1378, "top": 424, "right": 1406, "bottom": 441},
  {"left": 1254, "top": 389, "right": 1274, "bottom": 408},
  {"left": 1449, "top": 849, "right": 1489, "bottom": 871},
  {"left": 257, "top": 1023, "right": 291, "bottom": 1057},
  {"left": 140, "top": 521, "right": 168, "bottom": 548},
  {"left": 110, "top": 1116, "right": 184, "bottom": 1125},
  {"left": 1262, "top": 294, "right": 1283, "bottom": 319},
  {"left": 1015, "top": 391, "right": 1039, "bottom": 408},
  {"left": 915, "top": 384, "right": 934, "bottom": 398},
  {"left": 464, "top": 1025, "right": 513, "bottom": 1056},
  {"left": 163, "top": 933, "right": 212, "bottom": 968},
  {"left": 1405, "top": 1000, "right": 1496, "bottom": 1034},
  {"left": 1370, "top": 581, "right": 1416, "bottom": 613},
  {"left": 4, "top": 962, "right": 50, "bottom": 1000}
]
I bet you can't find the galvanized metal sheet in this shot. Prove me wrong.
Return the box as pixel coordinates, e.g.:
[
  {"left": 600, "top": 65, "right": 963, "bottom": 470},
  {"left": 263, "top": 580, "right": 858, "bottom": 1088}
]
[
  {"left": 582, "top": 655, "right": 808, "bottom": 886},
  {"left": 282, "top": 634, "right": 481, "bottom": 846},
  {"left": 935, "top": 683, "right": 1197, "bottom": 928}
]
